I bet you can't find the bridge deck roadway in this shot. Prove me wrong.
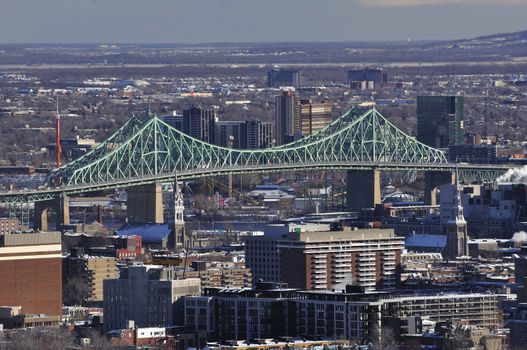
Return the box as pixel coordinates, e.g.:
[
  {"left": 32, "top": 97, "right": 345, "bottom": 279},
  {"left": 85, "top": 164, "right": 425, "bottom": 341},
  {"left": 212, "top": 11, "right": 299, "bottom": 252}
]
[{"left": 0, "top": 162, "right": 514, "bottom": 204}]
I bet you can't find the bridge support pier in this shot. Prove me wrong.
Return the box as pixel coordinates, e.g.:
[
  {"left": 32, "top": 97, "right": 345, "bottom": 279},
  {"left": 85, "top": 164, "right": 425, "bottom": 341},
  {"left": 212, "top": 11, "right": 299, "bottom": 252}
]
[
  {"left": 347, "top": 169, "right": 381, "bottom": 211},
  {"left": 34, "top": 202, "right": 49, "bottom": 231},
  {"left": 95, "top": 205, "right": 103, "bottom": 225},
  {"left": 57, "top": 194, "right": 70, "bottom": 228},
  {"left": 127, "top": 183, "right": 164, "bottom": 224},
  {"left": 424, "top": 171, "right": 454, "bottom": 205},
  {"left": 33, "top": 194, "right": 70, "bottom": 231}
]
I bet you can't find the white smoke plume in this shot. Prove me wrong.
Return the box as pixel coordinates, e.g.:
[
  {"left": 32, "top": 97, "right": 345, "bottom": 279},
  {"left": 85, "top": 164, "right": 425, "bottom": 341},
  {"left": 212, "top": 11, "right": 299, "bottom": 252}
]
[
  {"left": 497, "top": 165, "right": 527, "bottom": 184},
  {"left": 512, "top": 231, "right": 527, "bottom": 244}
]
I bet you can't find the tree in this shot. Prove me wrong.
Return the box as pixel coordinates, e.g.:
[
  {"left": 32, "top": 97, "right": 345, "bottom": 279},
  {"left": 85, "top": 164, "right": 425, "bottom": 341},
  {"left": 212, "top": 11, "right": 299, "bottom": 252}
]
[
  {"left": 63, "top": 276, "right": 92, "bottom": 306},
  {"left": 369, "top": 323, "right": 399, "bottom": 350},
  {"left": 5, "top": 327, "right": 75, "bottom": 350},
  {"left": 86, "top": 329, "right": 117, "bottom": 350}
]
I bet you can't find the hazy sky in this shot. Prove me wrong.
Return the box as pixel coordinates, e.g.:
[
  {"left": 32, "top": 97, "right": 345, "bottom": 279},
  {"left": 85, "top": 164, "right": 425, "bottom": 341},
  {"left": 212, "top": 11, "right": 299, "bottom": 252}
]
[{"left": 1, "top": 0, "right": 526, "bottom": 43}]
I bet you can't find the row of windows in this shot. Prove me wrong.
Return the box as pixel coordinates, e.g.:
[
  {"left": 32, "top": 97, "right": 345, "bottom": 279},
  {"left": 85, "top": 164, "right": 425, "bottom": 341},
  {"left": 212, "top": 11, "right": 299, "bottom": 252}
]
[
  {"left": 248, "top": 251, "right": 278, "bottom": 256},
  {"left": 185, "top": 300, "right": 210, "bottom": 307}
]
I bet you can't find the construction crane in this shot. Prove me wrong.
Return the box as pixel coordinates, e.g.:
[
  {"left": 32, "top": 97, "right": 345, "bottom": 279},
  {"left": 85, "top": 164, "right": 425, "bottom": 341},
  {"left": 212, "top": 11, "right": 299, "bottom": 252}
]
[{"left": 55, "top": 97, "right": 61, "bottom": 168}]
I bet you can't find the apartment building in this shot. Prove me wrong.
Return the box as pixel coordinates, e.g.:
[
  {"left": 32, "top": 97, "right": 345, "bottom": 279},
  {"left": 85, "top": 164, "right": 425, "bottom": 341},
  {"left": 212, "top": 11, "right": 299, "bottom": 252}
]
[
  {"left": 275, "top": 90, "right": 301, "bottom": 145},
  {"left": 381, "top": 293, "right": 500, "bottom": 327},
  {"left": 183, "top": 286, "right": 503, "bottom": 344},
  {"left": 184, "top": 284, "right": 295, "bottom": 341},
  {"left": 300, "top": 99, "right": 332, "bottom": 135},
  {"left": 246, "top": 227, "right": 404, "bottom": 291},
  {"left": 62, "top": 248, "right": 118, "bottom": 303},
  {"left": 0, "top": 217, "right": 19, "bottom": 234},
  {"left": 184, "top": 266, "right": 252, "bottom": 288}
]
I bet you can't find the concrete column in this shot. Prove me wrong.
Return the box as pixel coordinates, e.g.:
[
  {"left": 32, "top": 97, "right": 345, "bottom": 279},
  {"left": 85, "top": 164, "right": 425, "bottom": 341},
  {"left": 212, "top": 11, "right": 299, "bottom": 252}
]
[
  {"left": 55, "top": 194, "right": 70, "bottom": 230},
  {"left": 347, "top": 169, "right": 381, "bottom": 211},
  {"left": 127, "top": 183, "right": 164, "bottom": 224},
  {"left": 424, "top": 171, "right": 454, "bottom": 205},
  {"left": 95, "top": 205, "right": 103, "bottom": 224},
  {"left": 33, "top": 201, "right": 49, "bottom": 231},
  {"left": 33, "top": 194, "right": 69, "bottom": 231}
]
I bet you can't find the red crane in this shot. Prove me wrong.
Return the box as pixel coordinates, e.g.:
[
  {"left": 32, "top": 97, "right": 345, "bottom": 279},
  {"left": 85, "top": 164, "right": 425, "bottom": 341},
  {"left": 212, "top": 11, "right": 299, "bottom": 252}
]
[{"left": 55, "top": 97, "right": 61, "bottom": 168}]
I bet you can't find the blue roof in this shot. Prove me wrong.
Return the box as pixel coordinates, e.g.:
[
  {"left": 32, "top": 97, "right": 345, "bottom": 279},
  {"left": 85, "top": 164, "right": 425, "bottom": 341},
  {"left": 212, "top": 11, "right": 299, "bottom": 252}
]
[
  {"left": 116, "top": 224, "right": 171, "bottom": 244},
  {"left": 405, "top": 234, "right": 447, "bottom": 248}
]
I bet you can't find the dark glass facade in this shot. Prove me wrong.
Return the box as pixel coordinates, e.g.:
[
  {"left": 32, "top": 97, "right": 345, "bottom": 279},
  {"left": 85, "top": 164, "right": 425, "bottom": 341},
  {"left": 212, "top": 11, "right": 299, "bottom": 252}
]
[{"left": 416, "top": 96, "right": 464, "bottom": 148}]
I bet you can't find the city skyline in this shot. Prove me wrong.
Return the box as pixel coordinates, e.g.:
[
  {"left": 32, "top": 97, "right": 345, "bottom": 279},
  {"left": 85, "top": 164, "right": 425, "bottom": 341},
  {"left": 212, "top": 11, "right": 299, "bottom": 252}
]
[
  {"left": 1, "top": 1, "right": 527, "bottom": 347},
  {"left": 0, "top": 0, "right": 526, "bottom": 44}
]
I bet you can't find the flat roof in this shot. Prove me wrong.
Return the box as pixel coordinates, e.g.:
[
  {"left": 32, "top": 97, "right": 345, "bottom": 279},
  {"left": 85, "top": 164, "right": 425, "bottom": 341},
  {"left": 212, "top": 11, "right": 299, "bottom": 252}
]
[{"left": 0, "top": 231, "right": 61, "bottom": 247}]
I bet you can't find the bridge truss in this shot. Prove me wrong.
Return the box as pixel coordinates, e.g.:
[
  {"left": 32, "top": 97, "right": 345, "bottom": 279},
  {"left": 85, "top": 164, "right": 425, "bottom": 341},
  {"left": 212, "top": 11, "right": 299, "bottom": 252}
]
[
  {"left": 48, "top": 108, "right": 447, "bottom": 186},
  {"left": 0, "top": 108, "right": 511, "bottom": 211}
]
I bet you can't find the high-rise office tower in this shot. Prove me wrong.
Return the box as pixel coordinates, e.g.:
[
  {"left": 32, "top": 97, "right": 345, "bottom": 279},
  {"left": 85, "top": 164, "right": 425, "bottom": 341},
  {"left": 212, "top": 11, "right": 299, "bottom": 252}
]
[
  {"left": 215, "top": 121, "right": 246, "bottom": 148},
  {"left": 300, "top": 100, "right": 333, "bottom": 135},
  {"left": 246, "top": 120, "right": 273, "bottom": 149},
  {"left": 275, "top": 91, "right": 301, "bottom": 145},
  {"left": 162, "top": 113, "right": 183, "bottom": 131},
  {"left": 416, "top": 96, "right": 464, "bottom": 148},
  {"left": 267, "top": 69, "right": 301, "bottom": 88},
  {"left": 182, "top": 107, "right": 216, "bottom": 143}
]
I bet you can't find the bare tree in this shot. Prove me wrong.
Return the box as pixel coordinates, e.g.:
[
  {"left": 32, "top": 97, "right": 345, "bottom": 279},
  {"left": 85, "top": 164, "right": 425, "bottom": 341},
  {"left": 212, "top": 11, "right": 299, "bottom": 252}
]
[
  {"left": 63, "top": 276, "right": 92, "bottom": 306},
  {"left": 86, "top": 329, "right": 117, "bottom": 350},
  {"left": 369, "top": 323, "right": 399, "bottom": 350},
  {"left": 4, "top": 327, "right": 75, "bottom": 350}
]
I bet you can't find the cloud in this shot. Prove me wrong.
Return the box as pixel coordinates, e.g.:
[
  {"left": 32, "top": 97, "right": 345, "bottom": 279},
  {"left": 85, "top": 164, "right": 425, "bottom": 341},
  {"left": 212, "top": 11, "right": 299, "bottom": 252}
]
[{"left": 357, "top": 0, "right": 527, "bottom": 7}]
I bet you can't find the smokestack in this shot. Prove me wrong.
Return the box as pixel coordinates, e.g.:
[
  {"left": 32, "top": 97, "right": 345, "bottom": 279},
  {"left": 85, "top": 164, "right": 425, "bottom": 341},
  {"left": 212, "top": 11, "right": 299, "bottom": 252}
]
[{"left": 55, "top": 97, "right": 61, "bottom": 168}]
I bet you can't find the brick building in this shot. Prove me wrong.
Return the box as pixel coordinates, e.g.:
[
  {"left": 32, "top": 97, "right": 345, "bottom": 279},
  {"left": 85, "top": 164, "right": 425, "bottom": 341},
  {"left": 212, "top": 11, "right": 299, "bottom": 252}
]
[
  {"left": 0, "top": 217, "right": 19, "bottom": 234},
  {"left": 246, "top": 227, "right": 404, "bottom": 291},
  {"left": 0, "top": 232, "right": 62, "bottom": 317}
]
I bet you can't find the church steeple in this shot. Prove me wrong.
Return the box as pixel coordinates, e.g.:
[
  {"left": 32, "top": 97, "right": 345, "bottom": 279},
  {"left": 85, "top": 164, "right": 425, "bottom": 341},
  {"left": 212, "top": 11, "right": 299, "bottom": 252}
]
[
  {"left": 445, "top": 166, "right": 469, "bottom": 259},
  {"left": 170, "top": 174, "right": 186, "bottom": 249},
  {"left": 448, "top": 165, "right": 466, "bottom": 225}
]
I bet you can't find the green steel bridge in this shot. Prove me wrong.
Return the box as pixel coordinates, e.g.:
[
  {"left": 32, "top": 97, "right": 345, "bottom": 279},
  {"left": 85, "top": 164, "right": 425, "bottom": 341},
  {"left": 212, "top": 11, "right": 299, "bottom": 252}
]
[{"left": 0, "top": 107, "right": 513, "bottom": 207}]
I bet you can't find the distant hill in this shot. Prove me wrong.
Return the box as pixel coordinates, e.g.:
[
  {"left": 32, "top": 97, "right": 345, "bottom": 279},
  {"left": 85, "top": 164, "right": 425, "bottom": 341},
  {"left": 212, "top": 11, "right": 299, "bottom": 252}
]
[
  {"left": 421, "top": 29, "right": 527, "bottom": 51},
  {"left": 0, "top": 29, "right": 526, "bottom": 66},
  {"left": 470, "top": 29, "right": 527, "bottom": 42}
]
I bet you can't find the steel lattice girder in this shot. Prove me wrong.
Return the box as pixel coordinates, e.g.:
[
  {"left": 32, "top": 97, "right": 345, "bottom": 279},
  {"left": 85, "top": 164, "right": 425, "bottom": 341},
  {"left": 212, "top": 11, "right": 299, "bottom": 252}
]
[
  {"left": 46, "top": 115, "right": 148, "bottom": 185},
  {"left": 457, "top": 168, "right": 508, "bottom": 183},
  {"left": 0, "top": 108, "right": 514, "bottom": 205},
  {"left": 55, "top": 108, "right": 449, "bottom": 187},
  {"left": 0, "top": 165, "right": 510, "bottom": 205}
]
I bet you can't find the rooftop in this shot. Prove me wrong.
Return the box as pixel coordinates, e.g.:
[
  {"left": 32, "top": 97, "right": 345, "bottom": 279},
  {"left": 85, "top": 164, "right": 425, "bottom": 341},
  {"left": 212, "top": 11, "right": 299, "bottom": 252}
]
[
  {"left": 116, "top": 223, "right": 170, "bottom": 244},
  {"left": 287, "top": 227, "right": 399, "bottom": 243},
  {"left": 405, "top": 234, "right": 447, "bottom": 249},
  {"left": 0, "top": 231, "right": 61, "bottom": 247}
]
